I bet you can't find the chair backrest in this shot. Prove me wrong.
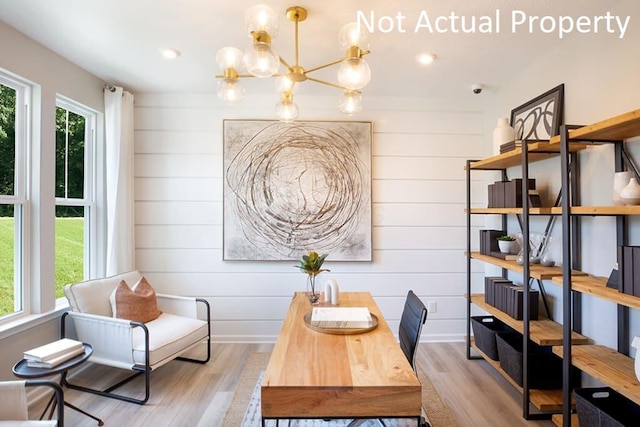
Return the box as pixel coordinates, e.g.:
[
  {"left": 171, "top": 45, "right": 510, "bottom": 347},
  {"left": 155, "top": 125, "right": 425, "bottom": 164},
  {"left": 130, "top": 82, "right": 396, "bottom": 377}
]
[
  {"left": 64, "top": 270, "right": 142, "bottom": 316},
  {"left": 398, "top": 290, "right": 428, "bottom": 370}
]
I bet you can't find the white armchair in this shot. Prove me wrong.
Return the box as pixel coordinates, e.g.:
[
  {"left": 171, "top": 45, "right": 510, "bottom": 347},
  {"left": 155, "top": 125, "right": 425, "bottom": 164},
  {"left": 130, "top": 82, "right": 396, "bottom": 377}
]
[
  {"left": 0, "top": 380, "right": 63, "bottom": 427},
  {"left": 61, "top": 270, "right": 210, "bottom": 404}
]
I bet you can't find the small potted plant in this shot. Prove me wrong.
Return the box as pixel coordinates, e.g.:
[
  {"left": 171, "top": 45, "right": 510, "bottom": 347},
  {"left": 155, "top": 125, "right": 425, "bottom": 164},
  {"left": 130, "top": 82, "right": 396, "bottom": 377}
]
[
  {"left": 497, "top": 235, "right": 516, "bottom": 254},
  {"left": 294, "top": 251, "right": 330, "bottom": 304}
]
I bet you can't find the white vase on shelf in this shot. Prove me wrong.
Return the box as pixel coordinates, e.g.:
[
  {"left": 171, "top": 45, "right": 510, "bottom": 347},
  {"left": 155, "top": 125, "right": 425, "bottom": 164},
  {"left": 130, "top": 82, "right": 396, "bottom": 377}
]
[
  {"left": 492, "top": 117, "right": 515, "bottom": 155},
  {"left": 620, "top": 177, "right": 640, "bottom": 205},
  {"left": 613, "top": 171, "right": 632, "bottom": 205}
]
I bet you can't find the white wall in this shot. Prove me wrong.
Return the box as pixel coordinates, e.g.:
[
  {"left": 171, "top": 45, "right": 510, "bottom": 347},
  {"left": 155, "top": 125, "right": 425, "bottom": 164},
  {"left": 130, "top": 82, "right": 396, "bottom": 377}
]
[
  {"left": 484, "top": 0, "right": 640, "bottom": 353},
  {"left": 133, "top": 92, "right": 487, "bottom": 342}
]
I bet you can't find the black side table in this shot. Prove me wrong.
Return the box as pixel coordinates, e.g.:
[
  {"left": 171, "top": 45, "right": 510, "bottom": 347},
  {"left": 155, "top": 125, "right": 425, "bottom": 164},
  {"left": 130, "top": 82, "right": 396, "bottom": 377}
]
[{"left": 13, "top": 343, "right": 104, "bottom": 426}]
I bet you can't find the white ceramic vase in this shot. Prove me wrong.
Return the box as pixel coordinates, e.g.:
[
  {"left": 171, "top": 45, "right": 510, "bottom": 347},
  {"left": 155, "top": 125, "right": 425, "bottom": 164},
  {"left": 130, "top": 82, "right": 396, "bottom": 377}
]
[
  {"left": 493, "top": 118, "right": 515, "bottom": 155},
  {"left": 620, "top": 177, "right": 640, "bottom": 205},
  {"left": 613, "top": 171, "right": 632, "bottom": 205}
]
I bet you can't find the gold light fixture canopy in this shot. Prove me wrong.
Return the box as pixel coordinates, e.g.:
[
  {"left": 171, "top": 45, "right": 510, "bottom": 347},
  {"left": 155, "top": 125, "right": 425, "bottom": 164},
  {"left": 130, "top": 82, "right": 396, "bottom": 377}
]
[{"left": 215, "top": 4, "right": 371, "bottom": 120}]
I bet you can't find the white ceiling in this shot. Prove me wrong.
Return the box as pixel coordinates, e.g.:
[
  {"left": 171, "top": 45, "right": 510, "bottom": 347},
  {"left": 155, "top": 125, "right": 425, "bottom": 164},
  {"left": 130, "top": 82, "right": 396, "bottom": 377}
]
[{"left": 0, "top": 0, "right": 630, "bottom": 98}]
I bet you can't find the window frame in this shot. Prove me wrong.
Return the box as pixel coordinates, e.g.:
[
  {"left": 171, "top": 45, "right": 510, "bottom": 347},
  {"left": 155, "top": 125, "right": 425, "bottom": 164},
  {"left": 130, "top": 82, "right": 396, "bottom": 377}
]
[
  {"left": 0, "top": 72, "right": 30, "bottom": 323},
  {"left": 55, "top": 95, "right": 98, "bottom": 283}
]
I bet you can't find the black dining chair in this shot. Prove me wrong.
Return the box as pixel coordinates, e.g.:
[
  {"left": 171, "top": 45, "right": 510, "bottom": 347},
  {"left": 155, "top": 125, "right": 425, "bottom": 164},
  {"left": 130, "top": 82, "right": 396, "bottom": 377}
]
[{"left": 349, "top": 290, "right": 429, "bottom": 427}]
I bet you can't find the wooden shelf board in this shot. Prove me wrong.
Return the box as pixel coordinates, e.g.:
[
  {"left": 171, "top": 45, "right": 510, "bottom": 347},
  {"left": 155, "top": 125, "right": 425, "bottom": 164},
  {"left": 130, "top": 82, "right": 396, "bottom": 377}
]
[
  {"left": 470, "top": 252, "right": 587, "bottom": 280},
  {"left": 468, "top": 142, "right": 590, "bottom": 170},
  {"left": 469, "top": 207, "right": 558, "bottom": 215},
  {"left": 472, "top": 342, "right": 567, "bottom": 412},
  {"left": 550, "top": 275, "right": 640, "bottom": 310},
  {"left": 552, "top": 413, "right": 579, "bottom": 427},
  {"left": 470, "top": 206, "right": 640, "bottom": 216},
  {"left": 552, "top": 345, "right": 640, "bottom": 406},
  {"left": 568, "top": 205, "right": 640, "bottom": 215},
  {"left": 470, "top": 294, "right": 589, "bottom": 346},
  {"left": 549, "top": 108, "right": 640, "bottom": 143}
]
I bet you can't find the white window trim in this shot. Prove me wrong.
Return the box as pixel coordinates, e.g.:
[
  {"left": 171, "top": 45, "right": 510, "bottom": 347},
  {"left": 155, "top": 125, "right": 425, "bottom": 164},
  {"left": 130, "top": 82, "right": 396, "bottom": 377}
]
[
  {"left": 55, "top": 95, "right": 99, "bottom": 280},
  {"left": 0, "top": 71, "right": 31, "bottom": 324}
]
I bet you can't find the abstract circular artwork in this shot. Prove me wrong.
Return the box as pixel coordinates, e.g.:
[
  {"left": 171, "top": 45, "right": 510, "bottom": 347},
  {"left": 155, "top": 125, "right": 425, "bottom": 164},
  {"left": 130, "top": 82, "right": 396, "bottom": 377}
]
[{"left": 223, "top": 120, "right": 372, "bottom": 261}]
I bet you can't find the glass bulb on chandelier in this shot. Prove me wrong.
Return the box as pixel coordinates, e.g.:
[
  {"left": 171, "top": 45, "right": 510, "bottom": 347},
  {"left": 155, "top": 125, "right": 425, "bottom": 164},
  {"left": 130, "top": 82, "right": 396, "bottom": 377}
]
[
  {"left": 338, "top": 22, "right": 370, "bottom": 51},
  {"left": 339, "top": 91, "right": 362, "bottom": 115},
  {"left": 245, "top": 4, "right": 279, "bottom": 37},
  {"left": 217, "top": 80, "right": 245, "bottom": 105},
  {"left": 275, "top": 96, "right": 299, "bottom": 121},
  {"left": 216, "top": 47, "right": 245, "bottom": 72},
  {"left": 244, "top": 42, "right": 280, "bottom": 78},
  {"left": 337, "top": 57, "right": 371, "bottom": 90},
  {"left": 276, "top": 75, "right": 297, "bottom": 94}
]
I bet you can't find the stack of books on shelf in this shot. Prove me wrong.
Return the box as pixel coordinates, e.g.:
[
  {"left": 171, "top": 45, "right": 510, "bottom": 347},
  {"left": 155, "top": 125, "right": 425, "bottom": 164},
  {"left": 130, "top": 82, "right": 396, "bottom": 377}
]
[
  {"left": 310, "top": 307, "right": 372, "bottom": 328},
  {"left": 23, "top": 338, "right": 84, "bottom": 368},
  {"left": 485, "top": 277, "right": 539, "bottom": 320},
  {"left": 499, "top": 139, "right": 549, "bottom": 154}
]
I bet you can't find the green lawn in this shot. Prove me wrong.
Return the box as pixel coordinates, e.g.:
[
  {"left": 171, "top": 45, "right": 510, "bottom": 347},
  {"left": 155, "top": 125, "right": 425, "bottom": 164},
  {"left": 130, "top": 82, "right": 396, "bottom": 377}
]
[{"left": 0, "top": 217, "right": 84, "bottom": 316}]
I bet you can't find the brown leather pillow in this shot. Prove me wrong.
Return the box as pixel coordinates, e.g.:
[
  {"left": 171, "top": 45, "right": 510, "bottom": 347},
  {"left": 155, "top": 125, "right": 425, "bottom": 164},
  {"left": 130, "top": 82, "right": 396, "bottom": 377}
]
[{"left": 110, "top": 277, "right": 162, "bottom": 323}]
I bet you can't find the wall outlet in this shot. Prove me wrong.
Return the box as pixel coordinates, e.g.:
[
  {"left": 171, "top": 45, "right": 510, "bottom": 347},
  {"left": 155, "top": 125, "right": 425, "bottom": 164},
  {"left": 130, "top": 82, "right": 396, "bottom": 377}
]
[{"left": 427, "top": 301, "right": 437, "bottom": 313}]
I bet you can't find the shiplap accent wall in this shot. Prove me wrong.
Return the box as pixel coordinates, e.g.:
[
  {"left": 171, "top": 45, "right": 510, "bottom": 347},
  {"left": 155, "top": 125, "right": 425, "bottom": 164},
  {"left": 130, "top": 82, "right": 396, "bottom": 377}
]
[{"left": 133, "top": 93, "right": 487, "bottom": 342}]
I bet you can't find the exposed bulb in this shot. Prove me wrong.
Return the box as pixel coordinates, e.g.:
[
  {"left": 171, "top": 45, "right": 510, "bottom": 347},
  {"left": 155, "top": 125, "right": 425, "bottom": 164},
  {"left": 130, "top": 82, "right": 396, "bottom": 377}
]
[
  {"left": 216, "top": 47, "right": 245, "bottom": 72},
  {"left": 245, "top": 4, "right": 279, "bottom": 38},
  {"left": 217, "top": 80, "right": 245, "bottom": 105},
  {"left": 338, "top": 22, "right": 370, "bottom": 50},
  {"left": 339, "top": 91, "right": 363, "bottom": 115},
  {"left": 276, "top": 75, "right": 297, "bottom": 94},
  {"left": 244, "top": 42, "right": 280, "bottom": 78},
  {"left": 275, "top": 97, "right": 299, "bottom": 121},
  {"left": 337, "top": 57, "right": 371, "bottom": 90}
]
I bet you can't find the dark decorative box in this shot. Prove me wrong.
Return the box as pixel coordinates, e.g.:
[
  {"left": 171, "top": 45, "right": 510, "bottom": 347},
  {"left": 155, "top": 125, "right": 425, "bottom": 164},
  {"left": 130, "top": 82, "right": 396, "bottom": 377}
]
[
  {"left": 487, "top": 179, "right": 536, "bottom": 208},
  {"left": 479, "top": 230, "right": 504, "bottom": 256},
  {"left": 504, "top": 178, "right": 536, "bottom": 208},
  {"left": 470, "top": 316, "right": 513, "bottom": 360},
  {"left": 495, "top": 332, "right": 562, "bottom": 390},
  {"left": 575, "top": 387, "right": 640, "bottom": 427}
]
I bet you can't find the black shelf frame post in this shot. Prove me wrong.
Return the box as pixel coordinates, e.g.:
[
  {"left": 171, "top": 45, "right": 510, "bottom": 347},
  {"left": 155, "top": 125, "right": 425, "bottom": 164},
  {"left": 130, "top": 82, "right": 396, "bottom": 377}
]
[{"left": 560, "top": 124, "right": 573, "bottom": 427}]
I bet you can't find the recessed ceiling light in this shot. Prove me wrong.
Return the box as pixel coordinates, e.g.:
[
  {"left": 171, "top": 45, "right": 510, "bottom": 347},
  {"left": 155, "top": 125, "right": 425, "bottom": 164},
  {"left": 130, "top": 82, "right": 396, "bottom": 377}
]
[
  {"left": 159, "top": 47, "right": 181, "bottom": 59},
  {"left": 416, "top": 53, "right": 437, "bottom": 66}
]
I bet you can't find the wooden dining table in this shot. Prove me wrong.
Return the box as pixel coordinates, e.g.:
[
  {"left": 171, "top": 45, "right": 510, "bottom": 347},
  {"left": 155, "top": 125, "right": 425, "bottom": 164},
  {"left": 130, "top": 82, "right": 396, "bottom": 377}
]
[{"left": 261, "top": 291, "right": 422, "bottom": 424}]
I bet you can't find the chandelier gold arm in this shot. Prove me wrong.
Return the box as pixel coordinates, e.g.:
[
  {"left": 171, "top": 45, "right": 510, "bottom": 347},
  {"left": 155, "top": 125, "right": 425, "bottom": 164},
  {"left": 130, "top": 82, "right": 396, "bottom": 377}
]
[
  {"left": 215, "top": 73, "right": 260, "bottom": 79},
  {"left": 304, "top": 50, "right": 371, "bottom": 74},
  {"left": 306, "top": 76, "right": 361, "bottom": 93}
]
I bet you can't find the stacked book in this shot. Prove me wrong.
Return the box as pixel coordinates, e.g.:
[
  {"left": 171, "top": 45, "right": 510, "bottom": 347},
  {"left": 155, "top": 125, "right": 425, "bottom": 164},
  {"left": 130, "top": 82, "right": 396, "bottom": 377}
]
[
  {"left": 310, "top": 307, "right": 372, "bottom": 328},
  {"left": 484, "top": 277, "right": 539, "bottom": 321},
  {"left": 24, "top": 338, "right": 84, "bottom": 368}
]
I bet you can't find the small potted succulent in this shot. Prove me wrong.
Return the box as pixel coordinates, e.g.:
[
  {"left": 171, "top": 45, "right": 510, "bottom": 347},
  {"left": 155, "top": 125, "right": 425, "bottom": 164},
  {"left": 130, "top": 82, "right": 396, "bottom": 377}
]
[
  {"left": 294, "top": 251, "right": 330, "bottom": 304},
  {"left": 497, "top": 235, "right": 516, "bottom": 254}
]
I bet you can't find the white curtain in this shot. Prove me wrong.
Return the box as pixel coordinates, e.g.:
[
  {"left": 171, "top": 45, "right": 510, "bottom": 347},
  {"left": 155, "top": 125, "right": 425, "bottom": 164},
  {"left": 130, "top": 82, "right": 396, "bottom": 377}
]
[{"left": 104, "top": 86, "right": 135, "bottom": 275}]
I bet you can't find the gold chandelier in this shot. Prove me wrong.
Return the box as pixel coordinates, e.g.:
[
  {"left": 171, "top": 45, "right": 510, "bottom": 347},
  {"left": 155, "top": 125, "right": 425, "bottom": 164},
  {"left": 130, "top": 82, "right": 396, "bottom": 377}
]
[{"left": 215, "top": 5, "right": 372, "bottom": 120}]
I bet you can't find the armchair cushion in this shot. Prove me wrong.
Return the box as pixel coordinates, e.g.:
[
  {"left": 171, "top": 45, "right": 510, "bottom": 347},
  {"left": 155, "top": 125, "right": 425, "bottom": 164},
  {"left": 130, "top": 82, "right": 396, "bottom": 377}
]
[
  {"left": 132, "top": 313, "right": 208, "bottom": 366},
  {"left": 109, "top": 277, "right": 162, "bottom": 323}
]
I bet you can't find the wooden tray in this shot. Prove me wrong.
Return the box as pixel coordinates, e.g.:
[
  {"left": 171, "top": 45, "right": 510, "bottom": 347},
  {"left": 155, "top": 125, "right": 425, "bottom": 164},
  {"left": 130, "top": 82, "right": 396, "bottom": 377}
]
[{"left": 302, "top": 311, "right": 379, "bottom": 335}]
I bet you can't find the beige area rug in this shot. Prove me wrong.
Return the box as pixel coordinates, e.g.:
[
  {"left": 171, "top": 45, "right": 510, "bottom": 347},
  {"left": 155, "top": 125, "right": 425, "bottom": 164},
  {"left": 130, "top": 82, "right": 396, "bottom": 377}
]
[{"left": 222, "top": 353, "right": 458, "bottom": 427}]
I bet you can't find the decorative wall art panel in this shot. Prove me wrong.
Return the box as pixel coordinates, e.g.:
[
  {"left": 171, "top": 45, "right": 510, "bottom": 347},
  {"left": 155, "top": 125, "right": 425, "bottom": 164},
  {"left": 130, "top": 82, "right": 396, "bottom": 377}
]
[
  {"left": 510, "top": 84, "right": 564, "bottom": 141},
  {"left": 223, "top": 120, "right": 372, "bottom": 261}
]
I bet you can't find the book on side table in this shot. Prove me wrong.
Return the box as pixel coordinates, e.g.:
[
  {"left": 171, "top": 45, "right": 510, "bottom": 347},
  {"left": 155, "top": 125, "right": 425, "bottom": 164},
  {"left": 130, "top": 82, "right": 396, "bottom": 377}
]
[{"left": 24, "top": 338, "right": 84, "bottom": 368}]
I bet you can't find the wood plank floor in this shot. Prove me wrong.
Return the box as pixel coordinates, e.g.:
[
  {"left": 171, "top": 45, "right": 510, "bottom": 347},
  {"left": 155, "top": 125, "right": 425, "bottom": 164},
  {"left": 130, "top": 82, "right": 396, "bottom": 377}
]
[{"left": 37, "top": 342, "right": 554, "bottom": 426}]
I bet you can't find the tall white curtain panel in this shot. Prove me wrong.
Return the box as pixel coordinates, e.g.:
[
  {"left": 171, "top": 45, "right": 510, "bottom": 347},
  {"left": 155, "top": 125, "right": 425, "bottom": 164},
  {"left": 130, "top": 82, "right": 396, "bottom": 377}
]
[{"left": 104, "top": 86, "right": 135, "bottom": 275}]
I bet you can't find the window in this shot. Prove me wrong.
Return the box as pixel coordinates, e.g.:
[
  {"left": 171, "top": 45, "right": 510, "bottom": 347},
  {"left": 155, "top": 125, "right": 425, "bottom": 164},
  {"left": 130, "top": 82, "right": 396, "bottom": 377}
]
[
  {"left": 0, "top": 73, "right": 28, "bottom": 318},
  {"left": 55, "top": 97, "right": 97, "bottom": 298}
]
